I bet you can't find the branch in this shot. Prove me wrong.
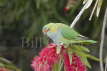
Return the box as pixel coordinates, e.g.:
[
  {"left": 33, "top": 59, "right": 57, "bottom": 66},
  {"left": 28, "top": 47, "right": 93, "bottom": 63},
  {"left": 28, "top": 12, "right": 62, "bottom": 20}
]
[
  {"left": 89, "top": 0, "right": 99, "bottom": 20},
  {"left": 70, "top": 0, "right": 93, "bottom": 28},
  {"left": 99, "top": 7, "right": 107, "bottom": 71}
]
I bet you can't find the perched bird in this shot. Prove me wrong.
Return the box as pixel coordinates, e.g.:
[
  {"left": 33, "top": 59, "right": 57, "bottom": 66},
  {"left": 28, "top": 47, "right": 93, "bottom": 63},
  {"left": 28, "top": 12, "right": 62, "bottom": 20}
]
[{"left": 42, "top": 23, "right": 96, "bottom": 53}]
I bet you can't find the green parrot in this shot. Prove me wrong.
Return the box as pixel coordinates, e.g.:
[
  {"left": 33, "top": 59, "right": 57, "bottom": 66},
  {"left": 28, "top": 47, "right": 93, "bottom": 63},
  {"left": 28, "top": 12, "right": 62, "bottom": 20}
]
[
  {"left": 42, "top": 23, "right": 96, "bottom": 44},
  {"left": 42, "top": 23, "right": 96, "bottom": 53}
]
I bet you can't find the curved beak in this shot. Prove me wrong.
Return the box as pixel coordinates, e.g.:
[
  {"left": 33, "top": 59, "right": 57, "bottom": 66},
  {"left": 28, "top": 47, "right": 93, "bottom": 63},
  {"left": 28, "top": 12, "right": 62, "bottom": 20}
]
[
  {"left": 43, "top": 29, "right": 48, "bottom": 33},
  {"left": 42, "top": 29, "right": 49, "bottom": 35}
]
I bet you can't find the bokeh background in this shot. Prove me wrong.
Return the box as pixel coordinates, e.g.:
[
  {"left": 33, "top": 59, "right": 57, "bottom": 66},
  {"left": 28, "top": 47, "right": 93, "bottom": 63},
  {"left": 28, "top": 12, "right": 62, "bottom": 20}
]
[{"left": 0, "top": 0, "right": 107, "bottom": 71}]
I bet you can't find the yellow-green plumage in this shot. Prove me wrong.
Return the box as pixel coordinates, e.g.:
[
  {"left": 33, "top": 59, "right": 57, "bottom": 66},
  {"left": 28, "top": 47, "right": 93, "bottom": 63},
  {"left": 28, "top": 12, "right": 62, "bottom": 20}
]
[{"left": 42, "top": 23, "right": 96, "bottom": 45}]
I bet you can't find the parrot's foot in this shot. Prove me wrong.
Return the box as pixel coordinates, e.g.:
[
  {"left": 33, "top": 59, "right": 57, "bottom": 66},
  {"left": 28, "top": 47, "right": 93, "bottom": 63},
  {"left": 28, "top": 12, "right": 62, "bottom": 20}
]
[
  {"left": 56, "top": 45, "right": 62, "bottom": 54},
  {"left": 56, "top": 47, "right": 61, "bottom": 54}
]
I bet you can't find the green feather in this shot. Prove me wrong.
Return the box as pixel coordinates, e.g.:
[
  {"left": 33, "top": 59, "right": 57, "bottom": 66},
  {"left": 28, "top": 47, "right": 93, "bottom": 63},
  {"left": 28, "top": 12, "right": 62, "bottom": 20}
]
[
  {"left": 59, "top": 23, "right": 80, "bottom": 39},
  {"left": 57, "top": 23, "right": 96, "bottom": 44}
]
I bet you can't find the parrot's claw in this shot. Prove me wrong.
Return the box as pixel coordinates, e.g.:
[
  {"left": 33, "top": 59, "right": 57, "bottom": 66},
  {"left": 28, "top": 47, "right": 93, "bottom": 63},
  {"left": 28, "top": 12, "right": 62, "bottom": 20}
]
[
  {"left": 56, "top": 45, "right": 61, "bottom": 54},
  {"left": 59, "top": 41, "right": 64, "bottom": 45}
]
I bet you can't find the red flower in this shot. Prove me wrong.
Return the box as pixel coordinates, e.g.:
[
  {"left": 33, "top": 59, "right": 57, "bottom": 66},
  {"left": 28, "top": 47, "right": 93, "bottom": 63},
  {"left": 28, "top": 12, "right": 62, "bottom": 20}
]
[
  {"left": 31, "top": 44, "right": 60, "bottom": 71},
  {"left": 64, "top": 53, "right": 87, "bottom": 71},
  {"left": 0, "top": 68, "right": 10, "bottom": 71},
  {"left": 64, "top": 8, "right": 70, "bottom": 12},
  {"left": 31, "top": 43, "right": 87, "bottom": 71}
]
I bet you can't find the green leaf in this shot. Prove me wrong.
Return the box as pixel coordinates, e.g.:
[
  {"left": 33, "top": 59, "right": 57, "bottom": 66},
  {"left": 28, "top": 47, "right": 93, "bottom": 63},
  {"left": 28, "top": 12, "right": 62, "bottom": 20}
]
[
  {"left": 69, "top": 54, "right": 72, "bottom": 64},
  {"left": 52, "top": 59, "right": 63, "bottom": 71},
  {"left": 86, "top": 54, "right": 99, "bottom": 61},
  {"left": 4, "top": 64, "right": 21, "bottom": 71},
  {"left": 71, "top": 40, "right": 97, "bottom": 44},
  {"left": 0, "top": 57, "right": 12, "bottom": 64},
  {"left": 74, "top": 50, "right": 99, "bottom": 61},
  {"left": 52, "top": 64, "right": 60, "bottom": 71},
  {"left": 74, "top": 50, "right": 88, "bottom": 57},
  {"left": 0, "top": 63, "right": 4, "bottom": 67},
  {"left": 0, "top": 57, "right": 21, "bottom": 71},
  {"left": 81, "top": 57, "right": 92, "bottom": 68},
  {"left": 73, "top": 45, "right": 90, "bottom": 52}
]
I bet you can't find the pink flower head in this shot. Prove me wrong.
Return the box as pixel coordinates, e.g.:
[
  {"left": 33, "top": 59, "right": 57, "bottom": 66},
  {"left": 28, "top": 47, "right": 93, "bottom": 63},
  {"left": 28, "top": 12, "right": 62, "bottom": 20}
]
[
  {"left": 31, "top": 43, "right": 87, "bottom": 71},
  {"left": 64, "top": 53, "right": 87, "bottom": 71},
  {"left": 31, "top": 43, "right": 60, "bottom": 71},
  {"left": 0, "top": 68, "right": 10, "bottom": 71}
]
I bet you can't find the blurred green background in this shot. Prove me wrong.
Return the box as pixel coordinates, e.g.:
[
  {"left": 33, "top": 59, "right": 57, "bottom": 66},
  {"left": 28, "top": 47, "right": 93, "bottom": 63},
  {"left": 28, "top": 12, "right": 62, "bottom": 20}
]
[{"left": 0, "top": 0, "right": 107, "bottom": 71}]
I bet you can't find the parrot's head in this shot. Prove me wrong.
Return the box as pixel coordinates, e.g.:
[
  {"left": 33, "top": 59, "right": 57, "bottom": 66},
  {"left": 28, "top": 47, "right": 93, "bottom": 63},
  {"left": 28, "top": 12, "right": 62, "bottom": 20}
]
[{"left": 42, "top": 23, "right": 58, "bottom": 35}]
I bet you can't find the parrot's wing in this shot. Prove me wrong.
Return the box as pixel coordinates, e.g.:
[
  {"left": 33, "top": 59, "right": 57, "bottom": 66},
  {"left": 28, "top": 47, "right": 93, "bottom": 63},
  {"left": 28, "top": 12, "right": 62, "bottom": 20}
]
[
  {"left": 58, "top": 23, "right": 96, "bottom": 43},
  {"left": 59, "top": 24, "right": 81, "bottom": 40}
]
